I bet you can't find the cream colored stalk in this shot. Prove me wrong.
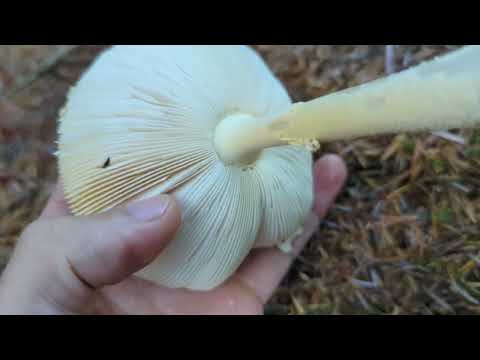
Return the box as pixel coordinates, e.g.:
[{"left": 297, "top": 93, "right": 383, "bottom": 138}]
[{"left": 215, "top": 46, "right": 480, "bottom": 164}]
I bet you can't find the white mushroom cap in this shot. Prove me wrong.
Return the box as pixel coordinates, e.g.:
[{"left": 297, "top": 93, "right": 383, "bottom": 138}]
[
  {"left": 58, "top": 45, "right": 480, "bottom": 291},
  {"left": 57, "top": 45, "right": 314, "bottom": 291}
]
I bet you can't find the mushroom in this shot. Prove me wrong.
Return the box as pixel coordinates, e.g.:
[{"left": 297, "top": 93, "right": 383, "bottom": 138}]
[{"left": 57, "top": 45, "right": 480, "bottom": 291}]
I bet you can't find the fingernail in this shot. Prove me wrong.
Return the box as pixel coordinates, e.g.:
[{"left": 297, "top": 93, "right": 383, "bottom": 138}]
[{"left": 126, "top": 195, "right": 172, "bottom": 222}]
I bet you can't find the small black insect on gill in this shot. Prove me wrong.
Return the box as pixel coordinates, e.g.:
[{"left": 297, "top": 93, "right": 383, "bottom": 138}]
[{"left": 102, "top": 157, "right": 111, "bottom": 169}]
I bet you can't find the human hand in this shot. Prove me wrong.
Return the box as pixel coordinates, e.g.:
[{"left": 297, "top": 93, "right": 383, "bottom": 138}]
[{"left": 0, "top": 154, "right": 347, "bottom": 315}]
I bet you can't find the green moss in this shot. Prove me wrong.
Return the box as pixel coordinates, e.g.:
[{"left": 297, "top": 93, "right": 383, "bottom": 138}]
[
  {"left": 434, "top": 207, "right": 454, "bottom": 225},
  {"left": 466, "top": 145, "right": 480, "bottom": 159},
  {"left": 430, "top": 158, "right": 447, "bottom": 174},
  {"left": 470, "top": 130, "right": 480, "bottom": 146},
  {"left": 402, "top": 136, "right": 416, "bottom": 156}
]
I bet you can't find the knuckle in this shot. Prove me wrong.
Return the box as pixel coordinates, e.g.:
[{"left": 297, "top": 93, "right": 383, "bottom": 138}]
[
  {"left": 117, "top": 240, "right": 135, "bottom": 262},
  {"left": 117, "top": 224, "right": 139, "bottom": 244},
  {"left": 116, "top": 234, "right": 144, "bottom": 268},
  {"left": 112, "top": 217, "right": 149, "bottom": 266}
]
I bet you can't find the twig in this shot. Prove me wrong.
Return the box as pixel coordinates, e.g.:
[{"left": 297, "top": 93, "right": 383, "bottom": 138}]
[
  {"left": 385, "top": 45, "right": 397, "bottom": 75},
  {"left": 432, "top": 130, "right": 466, "bottom": 145}
]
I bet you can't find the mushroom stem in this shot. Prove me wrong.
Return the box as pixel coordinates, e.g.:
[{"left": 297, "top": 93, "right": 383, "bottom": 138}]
[
  {"left": 217, "top": 45, "right": 480, "bottom": 164},
  {"left": 267, "top": 45, "right": 480, "bottom": 145},
  {"left": 214, "top": 113, "right": 287, "bottom": 165}
]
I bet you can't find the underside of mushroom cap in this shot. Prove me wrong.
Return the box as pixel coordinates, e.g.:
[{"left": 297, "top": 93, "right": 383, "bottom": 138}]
[{"left": 57, "top": 45, "right": 314, "bottom": 291}]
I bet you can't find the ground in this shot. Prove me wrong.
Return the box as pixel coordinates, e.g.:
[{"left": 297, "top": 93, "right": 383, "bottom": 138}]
[{"left": 1, "top": 45, "right": 479, "bottom": 315}]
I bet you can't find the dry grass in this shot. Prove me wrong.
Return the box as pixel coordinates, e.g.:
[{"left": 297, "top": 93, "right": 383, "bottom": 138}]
[{"left": 1, "top": 45, "right": 479, "bottom": 315}]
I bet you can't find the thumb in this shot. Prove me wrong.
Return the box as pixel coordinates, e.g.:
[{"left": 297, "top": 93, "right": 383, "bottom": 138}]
[
  {"left": 61, "top": 195, "right": 181, "bottom": 289},
  {"left": 0, "top": 195, "right": 180, "bottom": 314}
]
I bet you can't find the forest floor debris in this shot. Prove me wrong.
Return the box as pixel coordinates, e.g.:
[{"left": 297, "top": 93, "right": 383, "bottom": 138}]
[{"left": 1, "top": 45, "right": 479, "bottom": 315}]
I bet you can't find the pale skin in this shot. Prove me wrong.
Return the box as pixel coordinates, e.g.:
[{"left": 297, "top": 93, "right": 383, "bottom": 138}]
[{"left": 0, "top": 154, "right": 347, "bottom": 315}]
